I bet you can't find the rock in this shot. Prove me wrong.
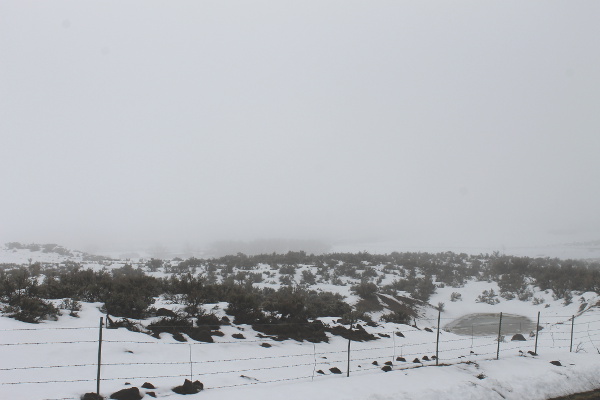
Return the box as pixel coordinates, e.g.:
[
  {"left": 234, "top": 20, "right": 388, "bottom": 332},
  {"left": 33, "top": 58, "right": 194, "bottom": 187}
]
[
  {"left": 378, "top": 333, "right": 390, "bottom": 338},
  {"left": 381, "top": 365, "right": 392, "bottom": 372},
  {"left": 511, "top": 334, "right": 526, "bottom": 341},
  {"left": 81, "top": 393, "right": 103, "bottom": 400},
  {"left": 110, "top": 387, "right": 142, "bottom": 400},
  {"left": 395, "top": 332, "right": 405, "bottom": 338},
  {"left": 261, "top": 343, "right": 272, "bottom": 348},
  {"left": 146, "top": 393, "right": 156, "bottom": 398},
  {"left": 221, "top": 316, "right": 230, "bottom": 324},
  {"left": 384, "top": 361, "right": 393, "bottom": 366},
  {"left": 550, "top": 361, "right": 562, "bottom": 366},
  {"left": 156, "top": 308, "right": 176, "bottom": 317},
  {"left": 172, "top": 379, "right": 204, "bottom": 395},
  {"left": 232, "top": 333, "right": 245, "bottom": 339},
  {"left": 396, "top": 357, "right": 406, "bottom": 362},
  {"left": 413, "top": 358, "right": 421, "bottom": 363},
  {"left": 424, "top": 328, "right": 433, "bottom": 332},
  {"left": 431, "top": 355, "right": 437, "bottom": 360},
  {"left": 372, "top": 361, "right": 379, "bottom": 366},
  {"left": 316, "top": 370, "right": 324, "bottom": 374},
  {"left": 329, "top": 367, "right": 342, "bottom": 374},
  {"left": 422, "top": 356, "right": 430, "bottom": 361},
  {"left": 141, "top": 382, "right": 155, "bottom": 389}
]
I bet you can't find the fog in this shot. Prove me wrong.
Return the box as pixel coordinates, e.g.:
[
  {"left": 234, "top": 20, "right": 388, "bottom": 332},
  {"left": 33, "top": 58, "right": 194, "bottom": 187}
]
[{"left": 1, "top": 1, "right": 599, "bottom": 256}]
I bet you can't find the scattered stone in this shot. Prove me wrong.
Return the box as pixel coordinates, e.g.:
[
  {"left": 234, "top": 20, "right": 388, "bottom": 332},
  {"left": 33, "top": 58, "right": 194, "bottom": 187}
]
[
  {"left": 110, "top": 387, "right": 142, "bottom": 400},
  {"left": 476, "top": 373, "right": 486, "bottom": 380},
  {"left": 378, "top": 333, "right": 390, "bottom": 338},
  {"left": 372, "top": 361, "right": 379, "bottom": 366},
  {"left": 124, "top": 383, "right": 131, "bottom": 386},
  {"left": 329, "top": 367, "right": 342, "bottom": 374},
  {"left": 146, "top": 393, "right": 156, "bottom": 398},
  {"left": 81, "top": 393, "right": 103, "bottom": 400},
  {"left": 141, "top": 382, "right": 155, "bottom": 389},
  {"left": 211, "top": 330, "right": 225, "bottom": 337},
  {"left": 316, "top": 370, "right": 324, "bottom": 374},
  {"left": 232, "top": 333, "right": 245, "bottom": 339},
  {"left": 261, "top": 343, "right": 272, "bottom": 348},
  {"left": 424, "top": 328, "right": 433, "bottom": 332},
  {"left": 431, "top": 355, "right": 437, "bottom": 360},
  {"left": 384, "top": 361, "right": 393, "bottom": 366},
  {"left": 550, "top": 361, "right": 562, "bottom": 366},
  {"left": 221, "top": 316, "right": 230, "bottom": 324},
  {"left": 511, "top": 334, "right": 526, "bottom": 341},
  {"left": 381, "top": 365, "right": 392, "bottom": 372},
  {"left": 422, "top": 356, "right": 430, "bottom": 361},
  {"left": 172, "top": 379, "right": 204, "bottom": 395},
  {"left": 396, "top": 357, "right": 406, "bottom": 362},
  {"left": 395, "top": 332, "right": 405, "bottom": 338},
  {"left": 413, "top": 358, "right": 421, "bottom": 363}
]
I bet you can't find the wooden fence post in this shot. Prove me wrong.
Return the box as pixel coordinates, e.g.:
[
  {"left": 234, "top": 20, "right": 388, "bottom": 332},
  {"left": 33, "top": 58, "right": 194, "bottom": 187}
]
[
  {"left": 496, "top": 312, "right": 503, "bottom": 360},
  {"left": 96, "top": 317, "right": 104, "bottom": 397}
]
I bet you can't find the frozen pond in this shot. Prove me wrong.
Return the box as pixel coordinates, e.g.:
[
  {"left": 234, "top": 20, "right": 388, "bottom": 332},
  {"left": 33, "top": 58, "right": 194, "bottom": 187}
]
[{"left": 445, "top": 313, "right": 537, "bottom": 337}]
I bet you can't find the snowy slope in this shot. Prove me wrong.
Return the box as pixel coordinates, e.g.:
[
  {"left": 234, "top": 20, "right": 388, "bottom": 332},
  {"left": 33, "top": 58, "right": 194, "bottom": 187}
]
[{"left": 2, "top": 244, "right": 600, "bottom": 400}]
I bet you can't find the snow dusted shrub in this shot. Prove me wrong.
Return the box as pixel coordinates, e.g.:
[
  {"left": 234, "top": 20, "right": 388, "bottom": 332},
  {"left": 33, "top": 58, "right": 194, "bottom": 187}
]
[
  {"left": 450, "top": 292, "right": 462, "bottom": 302},
  {"left": 476, "top": 289, "right": 500, "bottom": 305},
  {"left": 58, "top": 298, "right": 81, "bottom": 317},
  {"left": 532, "top": 297, "right": 545, "bottom": 305},
  {"left": 4, "top": 296, "right": 59, "bottom": 323}
]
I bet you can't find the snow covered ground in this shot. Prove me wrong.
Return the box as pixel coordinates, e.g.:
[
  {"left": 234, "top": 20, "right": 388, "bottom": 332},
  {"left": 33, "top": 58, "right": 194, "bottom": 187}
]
[{"left": 2, "top": 245, "right": 600, "bottom": 400}]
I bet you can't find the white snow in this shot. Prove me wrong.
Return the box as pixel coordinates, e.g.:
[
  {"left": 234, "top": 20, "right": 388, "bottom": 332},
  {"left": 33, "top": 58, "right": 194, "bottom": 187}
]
[{"left": 2, "top": 246, "right": 600, "bottom": 399}]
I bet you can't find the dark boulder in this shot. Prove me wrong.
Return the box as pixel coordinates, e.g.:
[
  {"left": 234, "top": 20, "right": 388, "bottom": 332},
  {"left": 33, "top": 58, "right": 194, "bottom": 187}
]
[
  {"left": 146, "top": 393, "right": 156, "bottom": 398},
  {"left": 316, "top": 370, "right": 324, "bottom": 374},
  {"left": 381, "top": 365, "right": 392, "bottom": 372},
  {"left": 511, "top": 334, "right": 526, "bottom": 341},
  {"left": 81, "top": 394, "right": 103, "bottom": 400},
  {"left": 372, "top": 361, "right": 379, "bottom": 366},
  {"left": 550, "top": 361, "right": 562, "bottom": 366},
  {"left": 261, "top": 343, "right": 272, "bottom": 348},
  {"left": 329, "top": 367, "right": 342, "bottom": 374},
  {"left": 172, "top": 379, "right": 204, "bottom": 395},
  {"left": 110, "top": 387, "right": 142, "bottom": 400},
  {"left": 424, "top": 328, "right": 433, "bottom": 332},
  {"left": 156, "top": 308, "right": 177, "bottom": 317},
  {"left": 141, "top": 382, "right": 155, "bottom": 389},
  {"left": 396, "top": 357, "right": 406, "bottom": 362},
  {"left": 232, "top": 333, "right": 245, "bottom": 339},
  {"left": 422, "top": 356, "right": 430, "bottom": 361},
  {"left": 413, "top": 358, "right": 421, "bottom": 363},
  {"left": 395, "top": 332, "right": 405, "bottom": 338}
]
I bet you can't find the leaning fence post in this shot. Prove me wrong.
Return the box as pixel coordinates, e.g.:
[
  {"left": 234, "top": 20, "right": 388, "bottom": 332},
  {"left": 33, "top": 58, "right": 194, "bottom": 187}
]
[
  {"left": 534, "top": 311, "right": 540, "bottom": 354},
  {"left": 570, "top": 315, "right": 575, "bottom": 352},
  {"left": 97, "top": 317, "right": 104, "bottom": 397},
  {"left": 435, "top": 309, "right": 441, "bottom": 366},
  {"left": 496, "top": 312, "right": 503, "bottom": 360}
]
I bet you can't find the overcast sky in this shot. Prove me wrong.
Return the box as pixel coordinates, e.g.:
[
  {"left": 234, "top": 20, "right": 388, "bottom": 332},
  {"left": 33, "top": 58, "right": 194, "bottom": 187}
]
[{"left": 1, "top": 1, "right": 599, "bottom": 254}]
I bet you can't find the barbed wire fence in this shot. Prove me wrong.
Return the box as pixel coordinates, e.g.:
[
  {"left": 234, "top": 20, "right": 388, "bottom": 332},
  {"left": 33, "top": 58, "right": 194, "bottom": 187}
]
[{"left": 0, "top": 311, "right": 596, "bottom": 400}]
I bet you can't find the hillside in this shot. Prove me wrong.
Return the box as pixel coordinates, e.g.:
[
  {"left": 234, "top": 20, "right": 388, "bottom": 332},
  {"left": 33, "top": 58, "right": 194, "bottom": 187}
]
[{"left": 2, "top": 243, "right": 600, "bottom": 400}]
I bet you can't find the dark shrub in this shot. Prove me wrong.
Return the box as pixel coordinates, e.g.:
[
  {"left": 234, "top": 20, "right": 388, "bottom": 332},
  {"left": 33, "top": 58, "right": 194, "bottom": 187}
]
[{"left": 4, "top": 296, "right": 59, "bottom": 323}]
